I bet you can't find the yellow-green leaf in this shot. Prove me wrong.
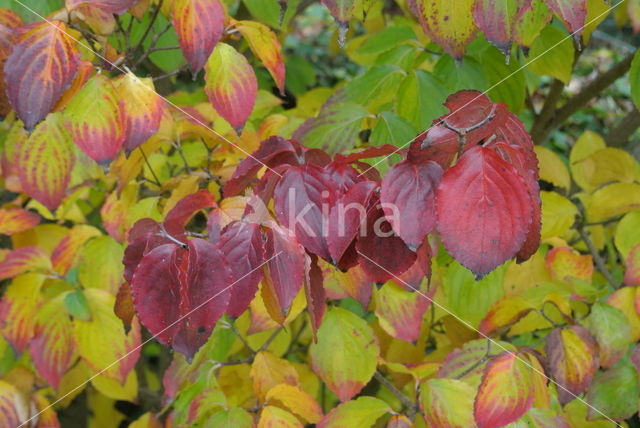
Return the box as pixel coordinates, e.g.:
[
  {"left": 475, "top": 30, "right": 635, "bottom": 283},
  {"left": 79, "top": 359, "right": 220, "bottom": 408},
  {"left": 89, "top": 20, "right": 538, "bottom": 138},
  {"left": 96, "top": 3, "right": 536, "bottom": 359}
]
[
  {"left": 585, "top": 183, "right": 640, "bottom": 222},
  {"left": 527, "top": 25, "right": 574, "bottom": 83},
  {"left": 309, "top": 307, "right": 379, "bottom": 401},
  {"left": 615, "top": 212, "right": 640, "bottom": 259},
  {"left": 317, "top": 396, "right": 391, "bottom": 428},
  {"left": 414, "top": 0, "right": 477, "bottom": 59},
  {"left": 420, "top": 378, "right": 476, "bottom": 428},
  {"left": 534, "top": 146, "right": 571, "bottom": 191},
  {"left": 77, "top": 235, "right": 124, "bottom": 294},
  {"left": 571, "top": 147, "right": 640, "bottom": 191},
  {"left": 235, "top": 20, "right": 285, "bottom": 93},
  {"left": 541, "top": 191, "right": 578, "bottom": 240},
  {"left": 258, "top": 405, "right": 302, "bottom": 428}
]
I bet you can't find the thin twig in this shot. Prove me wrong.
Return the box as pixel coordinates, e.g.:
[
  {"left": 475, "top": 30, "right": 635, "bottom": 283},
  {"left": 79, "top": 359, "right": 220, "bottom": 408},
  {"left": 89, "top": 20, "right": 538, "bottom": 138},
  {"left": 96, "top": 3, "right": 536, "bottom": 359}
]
[
  {"left": 152, "top": 66, "right": 186, "bottom": 82},
  {"left": 577, "top": 226, "right": 620, "bottom": 289},
  {"left": 228, "top": 322, "right": 255, "bottom": 353},
  {"left": 139, "top": 147, "right": 161, "bottom": 186},
  {"left": 133, "top": 0, "right": 163, "bottom": 55}
]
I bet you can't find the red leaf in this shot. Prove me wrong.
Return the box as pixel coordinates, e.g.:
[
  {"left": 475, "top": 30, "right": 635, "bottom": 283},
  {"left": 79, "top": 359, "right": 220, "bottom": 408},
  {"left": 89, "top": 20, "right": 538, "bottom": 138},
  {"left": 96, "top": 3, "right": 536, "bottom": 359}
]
[
  {"left": 224, "top": 137, "right": 301, "bottom": 196},
  {"left": 436, "top": 146, "right": 533, "bottom": 277},
  {"left": 545, "top": 326, "right": 599, "bottom": 404},
  {"left": 217, "top": 221, "right": 265, "bottom": 317},
  {"left": 263, "top": 223, "right": 306, "bottom": 318},
  {"left": 131, "top": 239, "right": 233, "bottom": 358},
  {"left": 172, "top": 0, "right": 225, "bottom": 73},
  {"left": 0, "top": 246, "right": 51, "bottom": 280},
  {"left": 324, "top": 160, "right": 364, "bottom": 195},
  {"left": 328, "top": 180, "right": 378, "bottom": 265},
  {"left": 380, "top": 159, "right": 443, "bottom": 249},
  {"left": 164, "top": 189, "right": 216, "bottom": 237},
  {"left": 356, "top": 205, "right": 417, "bottom": 283},
  {"left": 5, "top": 21, "right": 80, "bottom": 130},
  {"left": 274, "top": 165, "right": 336, "bottom": 261},
  {"left": 305, "top": 254, "right": 326, "bottom": 335},
  {"left": 395, "top": 240, "right": 432, "bottom": 290},
  {"left": 0, "top": 9, "right": 22, "bottom": 116},
  {"left": 544, "top": 0, "right": 586, "bottom": 36},
  {"left": 339, "top": 144, "right": 399, "bottom": 163},
  {"left": 486, "top": 140, "right": 541, "bottom": 262},
  {"left": 473, "top": 0, "right": 522, "bottom": 57},
  {"left": 442, "top": 90, "right": 503, "bottom": 143},
  {"left": 494, "top": 110, "right": 534, "bottom": 151}
]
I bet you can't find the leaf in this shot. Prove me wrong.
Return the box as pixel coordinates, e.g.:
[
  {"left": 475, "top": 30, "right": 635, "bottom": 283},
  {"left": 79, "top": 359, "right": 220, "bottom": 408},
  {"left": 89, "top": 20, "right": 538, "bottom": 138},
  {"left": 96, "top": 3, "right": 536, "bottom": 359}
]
[
  {"left": 258, "top": 406, "right": 303, "bottom": 428},
  {"left": 92, "top": 370, "right": 138, "bottom": 402},
  {"left": 585, "top": 365, "right": 639, "bottom": 421},
  {"left": 420, "top": 378, "right": 476, "bottom": 428},
  {"left": 64, "top": 74, "right": 125, "bottom": 163},
  {"left": 585, "top": 302, "right": 632, "bottom": 368},
  {"left": 309, "top": 307, "right": 379, "bottom": 401},
  {"left": 51, "top": 224, "right": 101, "bottom": 275},
  {"left": 438, "top": 339, "right": 516, "bottom": 386},
  {"left": 570, "top": 147, "right": 640, "bottom": 191},
  {"left": 585, "top": 183, "right": 640, "bottom": 222},
  {"left": 545, "top": 247, "right": 593, "bottom": 283},
  {"left": 250, "top": 350, "right": 299, "bottom": 401},
  {"left": 318, "top": 396, "right": 391, "bottom": 428},
  {"left": 262, "top": 223, "right": 306, "bottom": 320},
  {"left": 0, "top": 9, "right": 22, "bottom": 116},
  {"left": 0, "top": 380, "right": 29, "bottom": 427},
  {"left": 64, "top": 289, "right": 92, "bottom": 321},
  {"left": 513, "top": 0, "right": 552, "bottom": 47},
  {"left": 77, "top": 235, "right": 124, "bottom": 294},
  {"left": 207, "top": 408, "right": 254, "bottom": 427},
  {"left": 17, "top": 113, "right": 75, "bottom": 210},
  {"left": 615, "top": 212, "right": 640, "bottom": 259},
  {"left": 414, "top": 0, "right": 477, "bottom": 59},
  {"left": 540, "top": 191, "right": 577, "bottom": 240},
  {"left": 67, "top": 0, "right": 137, "bottom": 14},
  {"left": 5, "top": 21, "right": 80, "bottom": 130},
  {"left": 479, "top": 296, "right": 535, "bottom": 336},
  {"left": 73, "top": 288, "right": 141, "bottom": 383},
  {"left": 625, "top": 244, "right": 640, "bottom": 286},
  {"left": 235, "top": 20, "right": 286, "bottom": 93},
  {"left": 131, "top": 239, "right": 233, "bottom": 358},
  {"left": 473, "top": 0, "right": 520, "bottom": 56},
  {"left": 545, "top": 325, "right": 598, "bottom": 404},
  {"left": 544, "top": 0, "right": 587, "bottom": 36},
  {"left": 380, "top": 158, "right": 443, "bottom": 249},
  {"left": 0, "top": 273, "right": 44, "bottom": 353},
  {"left": 31, "top": 294, "right": 76, "bottom": 389},
  {"left": 217, "top": 221, "right": 265, "bottom": 317},
  {"left": 205, "top": 42, "right": 258, "bottom": 131},
  {"left": 474, "top": 352, "right": 535, "bottom": 428},
  {"left": 631, "top": 51, "right": 640, "bottom": 111},
  {"left": 534, "top": 146, "right": 571, "bottom": 191},
  {"left": 321, "top": 0, "right": 355, "bottom": 44},
  {"left": 294, "top": 102, "right": 368, "bottom": 155},
  {"left": 436, "top": 146, "right": 533, "bottom": 278},
  {"left": 374, "top": 281, "right": 433, "bottom": 342},
  {"left": 115, "top": 72, "right": 165, "bottom": 153},
  {"left": 0, "top": 208, "right": 40, "bottom": 236},
  {"left": 607, "top": 287, "right": 640, "bottom": 341},
  {"left": 527, "top": 25, "right": 574, "bottom": 83},
  {"left": 370, "top": 112, "right": 418, "bottom": 147},
  {"left": 0, "top": 247, "right": 52, "bottom": 280},
  {"left": 172, "top": 0, "right": 225, "bottom": 73},
  {"left": 274, "top": 165, "right": 335, "bottom": 261},
  {"left": 395, "top": 70, "right": 448, "bottom": 129},
  {"left": 266, "top": 384, "right": 323, "bottom": 424}
]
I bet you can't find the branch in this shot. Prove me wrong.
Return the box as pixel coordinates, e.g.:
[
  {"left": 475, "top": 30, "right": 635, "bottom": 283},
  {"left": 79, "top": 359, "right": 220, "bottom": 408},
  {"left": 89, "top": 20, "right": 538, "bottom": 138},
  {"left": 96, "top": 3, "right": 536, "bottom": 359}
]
[
  {"left": 374, "top": 371, "right": 418, "bottom": 418},
  {"left": 537, "top": 52, "right": 636, "bottom": 142},
  {"left": 530, "top": 79, "right": 565, "bottom": 144},
  {"left": 606, "top": 107, "right": 640, "bottom": 148},
  {"left": 577, "top": 225, "right": 620, "bottom": 289}
]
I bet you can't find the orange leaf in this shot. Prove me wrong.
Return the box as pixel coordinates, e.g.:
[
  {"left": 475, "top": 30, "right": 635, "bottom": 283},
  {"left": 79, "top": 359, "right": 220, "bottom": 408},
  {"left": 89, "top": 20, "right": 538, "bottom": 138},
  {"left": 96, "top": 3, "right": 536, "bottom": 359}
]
[
  {"left": 0, "top": 9, "right": 22, "bottom": 116},
  {"left": 0, "top": 208, "right": 40, "bottom": 236},
  {"left": 51, "top": 225, "right": 101, "bottom": 275},
  {"left": 474, "top": 352, "right": 535, "bottom": 428},
  {"left": 5, "top": 21, "right": 80, "bottom": 130},
  {"left": 0, "top": 246, "right": 51, "bottom": 280},
  {"left": 250, "top": 351, "right": 299, "bottom": 401},
  {"left": 204, "top": 42, "right": 258, "bottom": 131},
  {"left": 265, "top": 384, "right": 323, "bottom": 424},
  {"left": 479, "top": 296, "right": 535, "bottom": 336},
  {"left": 545, "top": 325, "right": 598, "bottom": 404},
  {"left": 235, "top": 20, "right": 286, "bottom": 93},
  {"left": 172, "top": 0, "right": 225, "bottom": 73},
  {"left": 625, "top": 243, "right": 640, "bottom": 286},
  {"left": 17, "top": 113, "right": 76, "bottom": 210},
  {"left": 546, "top": 247, "right": 593, "bottom": 283}
]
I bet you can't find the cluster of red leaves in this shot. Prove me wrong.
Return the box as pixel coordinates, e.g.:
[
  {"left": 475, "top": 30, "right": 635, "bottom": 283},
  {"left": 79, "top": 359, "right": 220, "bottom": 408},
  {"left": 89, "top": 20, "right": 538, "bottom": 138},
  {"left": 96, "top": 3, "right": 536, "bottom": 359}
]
[{"left": 124, "top": 90, "right": 541, "bottom": 358}]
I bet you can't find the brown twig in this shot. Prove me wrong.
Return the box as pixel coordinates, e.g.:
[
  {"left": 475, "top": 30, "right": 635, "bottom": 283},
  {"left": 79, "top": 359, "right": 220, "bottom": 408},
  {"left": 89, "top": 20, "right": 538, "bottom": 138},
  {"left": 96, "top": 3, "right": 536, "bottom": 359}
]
[
  {"left": 606, "top": 107, "right": 640, "bottom": 148},
  {"left": 577, "top": 225, "right": 620, "bottom": 289},
  {"left": 374, "top": 371, "right": 419, "bottom": 418}
]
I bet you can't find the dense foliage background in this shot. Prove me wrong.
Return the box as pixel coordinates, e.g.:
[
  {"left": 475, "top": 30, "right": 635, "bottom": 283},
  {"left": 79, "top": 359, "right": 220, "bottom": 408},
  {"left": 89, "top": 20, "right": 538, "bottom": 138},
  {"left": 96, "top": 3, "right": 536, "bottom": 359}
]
[{"left": 0, "top": 0, "right": 640, "bottom": 427}]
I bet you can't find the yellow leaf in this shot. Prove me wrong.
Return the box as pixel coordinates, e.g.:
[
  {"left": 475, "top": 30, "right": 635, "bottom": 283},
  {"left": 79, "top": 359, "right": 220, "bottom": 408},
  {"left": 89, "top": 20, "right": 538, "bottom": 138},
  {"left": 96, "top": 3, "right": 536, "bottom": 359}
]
[
  {"left": 258, "top": 405, "right": 303, "bottom": 428},
  {"left": 570, "top": 130, "right": 606, "bottom": 165},
  {"left": 250, "top": 351, "right": 299, "bottom": 401},
  {"left": 541, "top": 191, "right": 578, "bottom": 240},
  {"left": 91, "top": 369, "right": 138, "bottom": 402},
  {"left": 162, "top": 175, "right": 202, "bottom": 215},
  {"left": 73, "top": 289, "right": 141, "bottom": 383},
  {"left": 571, "top": 147, "right": 640, "bottom": 191},
  {"left": 318, "top": 396, "right": 392, "bottom": 427},
  {"left": 265, "top": 384, "right": 323, "bottom": 424},
  {"left": 583, "top": 0, "right": 611, "bottom": 43},
  {"left": 535, "top": 146, "right": 571, "bottom": 191},
  {"left": 607, "top": 286, "right": 640, "bottom": 341},
  {"left": 615, "top": 211, "right": 640, "bottom": 259},
  {"left": 57, "top": 360, "right": 91, "bottom": 407},
  {"left": 586, "top": 183, "right": 640, "bottom": 222},
  {"left": 504, "top": 250, "right": 552, "bottom": 295}
]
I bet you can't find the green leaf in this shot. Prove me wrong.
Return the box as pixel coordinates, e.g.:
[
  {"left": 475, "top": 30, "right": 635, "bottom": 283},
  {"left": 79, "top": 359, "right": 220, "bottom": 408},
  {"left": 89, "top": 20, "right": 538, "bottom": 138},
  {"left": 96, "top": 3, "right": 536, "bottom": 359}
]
[
  {"left": 615, "top": 212, "right": 640, "bottom": 260},
  {"left": 395, "top": 70, "right": 448, "bottom": 129},
  {"left": 332, "top": 65, "right": 406, "bottom": 112},
  {"left": 434, "top": 55, "right": 489, "bottom": 93},
  {"left": 443, "top": 261, "right": 505, "bottom": 327},
  {"left": 357, "top": 25, "right": 417, "bottom": 56},
  {"left": 78, "top": 236, "right": 124, "bottom": 295},
  {"left": 631, "top": 51, "right": 640, "bottom": 111},
  {"left": 318, "top": 396, "right": 391, "bottom": 428},
  {"left": 481, "top": 47, "right": 526, "bottom": 112},
  {"left": 309, "top": 307, "right": 379, "bottom": 401},
  {"left": 370, "top": 112, "right": 417, "bottom": 147},
  {"left": 585, "top": 302, "right": 632, "bottom": 368},
  {"left": 585, "top": 365, "right": 640, "bottom": 421},
  {"left": 207, "top": 408, "right": 253, "bottom": 428},
  {"left": 294, "top": 102, "right": 368, "bottom": 154},
  {"left": 527, "top": 25, "right": 574, "bottom": 84},
  {"left": 64, "top": 290, "right": 92, "bottom": 322},
  {"left": 242, "top": 0, "right": 282, "bottom": 28}
]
